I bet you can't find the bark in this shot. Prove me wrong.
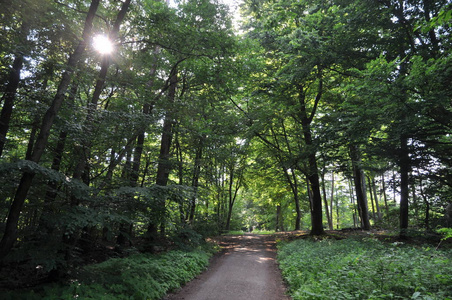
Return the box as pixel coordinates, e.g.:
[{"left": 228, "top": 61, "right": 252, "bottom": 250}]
[
  {"left": 275, "top": 122, "right": 301, "bottom": 230},
  {"left": 381, "top": 174, "right": 390, "bottom": 218},
  {"left": 41, "top": 131, "right": 67, "bottom": 217},
  {"left": 372, "top": 177, "right": 382, "bottom": 222},
  {"left": 130, "top": 46, "right": 159, "bottom": 186},
  {"left": 321, "top": 172, "right": 333, "bottom": 230},
  {"left": 419, "top": 180, "right": 430, "bottom": 230},
  {"left": 95, "top": 136, "right": 137, "bottom": 194},
  {"left": 348, "top": 178, "right": 358, "bottom": 228},
  {"left": 188, "top": 141, "right": 203, "bottom": 222},
  {"left": 399, "top": 135, "right": 410, "bottom": 236},
  {"left": 0, "top": 55, "right": 23, "bottom": 157},
  {"left": 306, "top": 175, "right": 313, "bottom": 227},
  {"left": 368, "top": 176, "right": 376, "bottom": 221},
  {"left": 155, "top": 72, "right": 177, "bottom": 186},
  {"left": 332, "top": 177, "right": 336, "bottom": 227},
  {"left": 283, "top": 167, "right": 301, "bottom": 230},
  {"left": 349, "top": 145, "right": 371, "bottom": 230},
  {"left": 329, "top": 173, "right": 335, "bottom": 230},
  {"left": 0, "top": 0, "right": 100, "bottom": 260},
  {"left": 147, "top": 69, "right": 178, "bottom": 239},
  {"left": 335, "top": 190, "right": 340, "bottom": 229},
  {"left": 275, "top": 205, "right": 282, "bottom": 232},
  {"left": 24, "top": 115, "right": 40, "bottom": 160},
  {"left": 298, "top": 82, "right": 324, "bottom": 235},
  {"left": 412, "top": 176, "right": 418, "bottom": 220},
  {"left": 225, "top": 165, "right": 243, "bottom": 231},
  {"left": 174, "top": 131, "right": 186, "bottom": 223}
]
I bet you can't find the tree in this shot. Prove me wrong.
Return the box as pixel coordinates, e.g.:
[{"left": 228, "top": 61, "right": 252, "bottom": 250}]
[
  {"left": 0, "top": 0, "right": 101, "bottom": 259},
  {"left": 240, "top": 0, "right": 393, "bottom": 234}
]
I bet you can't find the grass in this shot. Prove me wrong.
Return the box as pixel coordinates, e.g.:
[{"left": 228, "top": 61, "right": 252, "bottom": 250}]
[
  {"left": 277, "top": 237, "right": 452, "bottom": 299},
  {"left": 2, "top": 248, "right": 213, "bottom": 300},
  {"left": 222, "top": 229, "right": 276, "bottom": 235}
]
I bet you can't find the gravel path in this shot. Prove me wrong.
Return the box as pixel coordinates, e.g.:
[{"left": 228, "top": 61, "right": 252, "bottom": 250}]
[{"left": 164, "top": 234, "right": 290, "bottom": 300}]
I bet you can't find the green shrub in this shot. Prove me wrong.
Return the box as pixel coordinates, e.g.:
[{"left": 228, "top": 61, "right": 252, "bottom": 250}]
[
  {"left": 437, "top": 227, "right": 452, "bottom": 241},
  {"left": 3, "top": 249, "right": 211, "bottom": 300},
  {"left": 170, "top": 226, "right": 205, "bottom": 251},
  {"left": 278, "top": 238, "right": 452, "bottom": 299}
]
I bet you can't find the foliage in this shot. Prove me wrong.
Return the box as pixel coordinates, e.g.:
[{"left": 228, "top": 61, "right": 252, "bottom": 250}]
[
  {"left": 2, "top": 249, "right": 211, "bottom": 300},
  {"left": 437, "top": 228, "right": 452, "bottom": 241},
  {"left": 1, "top": 0, "right": 452, "bottom": 292},
  {"left": 278, "top": 238, "right": 452, "bottom": 299}
]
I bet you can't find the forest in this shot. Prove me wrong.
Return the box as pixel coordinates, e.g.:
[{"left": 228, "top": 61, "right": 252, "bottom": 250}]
[{"left": 0, "top": 0, "right": 451, "bottom": 297}]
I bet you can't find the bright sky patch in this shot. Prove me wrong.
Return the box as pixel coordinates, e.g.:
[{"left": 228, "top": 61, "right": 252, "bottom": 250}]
[{"left": 93, "top": 34, "right": 114, "bottom": 55}]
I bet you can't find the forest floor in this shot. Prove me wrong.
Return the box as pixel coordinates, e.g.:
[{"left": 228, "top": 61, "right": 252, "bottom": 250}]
[{"left": 163, "top": 234, "right": 291, "bottom": 300}]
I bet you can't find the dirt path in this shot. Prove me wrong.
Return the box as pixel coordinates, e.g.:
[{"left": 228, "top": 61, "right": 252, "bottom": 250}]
[{"left": 164, "top": 234, "right": 291, "bottom": 300}]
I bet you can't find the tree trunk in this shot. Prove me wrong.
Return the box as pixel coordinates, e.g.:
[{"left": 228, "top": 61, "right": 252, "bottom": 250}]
[
  {"left": 131, "top": 44, "right": 159, "bottom": 186},
  {"left": 368, "top": 175, "right": 376, "bottom": 222},
  {"left": 349, "top": 145, "right": 370, "bottom": 230},
  {"left": 348, "top": 178, "right": 357, "bottom": 228},
  {"left": 306, "top": 157, "right": 323, "bottom": 234},
  {"left": 335, "top": 189, "right": 339, "bottom": 229},
  {"left": 0, "top": 55, "right": 23, "bottom": 157},
  {"left": 297, "top": 82, "right": 324, "bottom": 235},
  {"left": 148, "top": 69, "right": 178, "bottom": 239},
  {"left": 40, "top": 83, "right": 77, "bottom": 224},
  {"left": 155, "top": 72, "right": 177, "bottom": 186},
  {"left": 399, "top": 135, "right": 410, "bottom": 237},
  {"left": 0, "top": 19, "right": 29, "bottom": 157},
  {"left": 283, "top": 167, "right": 301, "bottom": 230},
  {"left": 39, "top": 130, "right": 68, "bottom": 231},
  {"left": 419, "top": 180, "right": 430, "bottom": 230},
  {"left": 332, "top": 177, "right": 336, "bottom": 227},
  {"left": 321, "top": 172, "right": 333, "bottom": 230},
  {"left": 381, "top": 174, "right": 390, "bottom": 218},
  {"left": 225, "top": 163, "right": 243, "bottom": 231},
  {"left": 225, "top": 202, "right": 233, "bottom": 231},
  {"left": 372, "top": 177, "right": 382, "bottom": 222},
  {"left": 275, "top": 205, "right": 281, "bottom": 232},
  {"left": 0, "top": 0, "right": 100, "bottom": 260},
  {"left": 189, "top": 140, "right": 203, "bottom": 222}
]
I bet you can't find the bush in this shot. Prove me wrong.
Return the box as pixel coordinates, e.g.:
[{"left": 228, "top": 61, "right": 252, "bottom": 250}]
[
  {"left": 2, "top": 249, "right": 211, "bottom": 300},
  {"left": 278, "top": 238, "right": 452, "bottom": 299}
]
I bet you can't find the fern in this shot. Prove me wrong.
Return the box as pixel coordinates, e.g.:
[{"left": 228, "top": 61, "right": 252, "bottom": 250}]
[{"left": 2, "top": 249, "right": 211, "bottom": 300}]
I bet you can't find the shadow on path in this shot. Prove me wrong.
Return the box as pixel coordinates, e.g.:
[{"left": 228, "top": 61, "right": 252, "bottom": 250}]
[{"left": 164, "top": 234, "right": 290, "bottom": 300}]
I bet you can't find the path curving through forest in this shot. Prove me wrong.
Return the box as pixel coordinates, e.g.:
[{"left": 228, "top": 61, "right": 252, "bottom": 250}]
[{"left": 164, "top": 234, "right": 291, "bottom": 300}]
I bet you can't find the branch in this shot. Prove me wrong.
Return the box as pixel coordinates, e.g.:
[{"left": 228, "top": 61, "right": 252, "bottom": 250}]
[
  {"left": 229, "top": 97, "right": 282, "bottom": 152},
  {"left": 308, "top": 68, "right": 323, "bottom": 124}
]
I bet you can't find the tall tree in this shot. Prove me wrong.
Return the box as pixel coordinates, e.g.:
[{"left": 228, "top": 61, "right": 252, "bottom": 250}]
[
  {"left": 240, "top": 0, "right": 388, "bottom": 234},
  {"left": 0, "top": 0, "right": 101, "bottom": 259}
]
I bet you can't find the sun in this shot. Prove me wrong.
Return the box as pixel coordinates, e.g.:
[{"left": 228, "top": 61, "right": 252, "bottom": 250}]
[{"left": 93, "top": 34, "right": 114, "bottom": 55}]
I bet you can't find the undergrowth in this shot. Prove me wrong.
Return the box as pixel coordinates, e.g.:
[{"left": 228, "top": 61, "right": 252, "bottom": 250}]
[
  {"left": 222, "top": 230, "right": 275, "bottom": 235},
  {"left": 2, "top": 248, "right": 213, "bottom": 300},
  {"left": 278, "top": 237, "right": 452, "bottom": 299}
]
